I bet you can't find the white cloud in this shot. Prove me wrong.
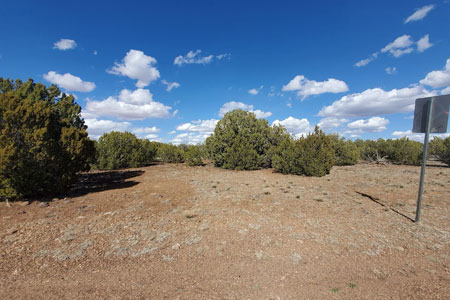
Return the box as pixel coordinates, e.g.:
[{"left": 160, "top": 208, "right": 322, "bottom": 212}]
[
  {"left": 272, "top": 116, "right": 313, "bottom": 138},
  {"left": 108, "top": 49, "right": 160, "bottom": 88},
  {"left": 93, "top": 50, "right": 98, "bottom": 55},
  {"left": 168, "top": 130, "right": 176, "bottom": 135},
  {"left": 346, "top": 117, "right": 389, "bottom": 134},
  {"left": 161, "top": 79, "right": 180, "bottom": 92},
  {"left": 43, "top": 71, "right": 95, "bottom": 92},
  {"left": 355, "top": 58, "right": 371, "bottom": 67},
  {"left": 420, "top": 59, "right": 450, "bottom": 88},
  {"left": 282, "top": 75, "right": 349, "bottom": 100},
  {"left": 392, "top": 130, "right": 450, "bottom": 142},
  {"left": 174, "top": 50, "right": 230, "bottom": 66},
  {"left": 53, "top": 39, "right": 77, "bottom": 50},
  {"left": 218, "top": 101, "right": 272, "bottom": 118},
  {"left": 248, "top": 85, "right": 264, "bottom": 95},
  {"left": 381, "top": 35, "right": 414, "bottom": 57},
  {"left": 385, "top": 67, "right": 397, "bottom": 75},
  {"left": 319, "top": 85, "right": 435, "bottom": 117},
  {"left": 317, "top": 117, "right": 349, "bottom": 131},
  {"left": 176, "top": 119, "right": 218, "bottom": 133},
  {"left": 85, "top": 88, "right": 174, "bottom": 120},
  {"left": 417, "top": 34, "right": 433, "bottom": 52},
  {"left": 355, "top": 52, "right": 379, "bottom": 67},
  {"left": 84, "top": 118, "right": 131, "bottom": 140},
  {"left": 170, "top": 132, "right": 211, "bottom": 145},
  {"left": 405, "top": 5, "right": 435, "bottom": 24},
  {"left": 441, "top": 87, "right": 450, "bottom": 95},
  {"left": 133, "top": 127, "right": 160, "bottom": 135}
]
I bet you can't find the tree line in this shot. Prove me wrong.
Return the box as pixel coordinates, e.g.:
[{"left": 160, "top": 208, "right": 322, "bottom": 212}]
[{"left": 1, "top": 78, "right": 450, "bottom": 200}]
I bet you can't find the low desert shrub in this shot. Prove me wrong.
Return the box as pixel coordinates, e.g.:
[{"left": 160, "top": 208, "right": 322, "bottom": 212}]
[
  {"left": 95, "top": 131, "right": 156, "bottom": 170},
  {"left": 430, "top": 136, "right": 450, "bottom": 166},
  {"left": 272, "top": 127, "right": 335, "bottom": 176},
  {"left": 158, "top": 143, "right": 184, "bottom": 163},
  {"left": 329, "top": 134, "right": 360, "bottom": 166},
  {"left": 184, "top": 145, "right": 204, "bottom": 166}
]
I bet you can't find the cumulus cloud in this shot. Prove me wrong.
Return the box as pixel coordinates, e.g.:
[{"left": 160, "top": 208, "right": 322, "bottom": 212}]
[
  {"left": 393, "top": 130, "right": 450, "bottom": 142},
  {"left": 43, "top": 71, "right": 95, "bottom": 92},
  {"left": 317, "top": 117, "right": 349, "bottom": 131},
  {"left": 218, "top": 101, "right": 272, "bottom": 118},
  {"left": 133, "top": 126, "right": 160, "bottom": 135},
  {"left": 417, "top": 34, "right": 433, "bottom": 52},
  {"left": 385, "top": 67, "right": 397, "bottom": 75},
  {"left": 346, "top": 117, "right": 389, "bottom": 135},
  {"left": 381, "top": 35, "right": 414, "bottom": 57},
  {"left": 83, "top": 118, "right": 131, "bottom": 140},
  {"left": 176, "top": 119, "right": 218, "bottom": 133},
  {"left": 319, "top": 85, "right": 434, "bottom": 118},
  {"left": 85, "top": 88, "right": 174, "bottom": 120},
  {"left": 248, "top": 85, "right": 264, "bottom": 95},
  {"left": 170, "top": 132, "right": 211, "bottom": 145},
  {"left": 405, "top": 5, "right": 435, "bottom": 24},
  {"left": 441, "top": 87, "right": 450, "bottom": 95},
  {"left": 108, "top": 49, "right": 160, "bottom": 88},
  {"left": 161, "top": 80, "right": 180, "bottom": 92},
  {"left": 174, "top": 50, "right": 230, "bottom": 66},
  {"left": 420, "top": 59, "right": 450, "bottom": 88},
  {"left": 53, "top": 39, "right": 77, "bottom": 50},
  {"left": 282, "top": 75, "right": 349, "bottom": 100},
  {"left": 272, "top": 116, "right": 313, "bottom": 138}
]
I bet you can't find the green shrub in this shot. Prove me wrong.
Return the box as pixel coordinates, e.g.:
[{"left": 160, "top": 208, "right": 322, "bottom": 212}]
[
  {"left": 272, "top": 126, "right": 335, "bottom": 176},
  {"left": 206, "top": 109, "right": 286, "bottom": 170},
  {"left": 0, "top": 78, "right": 96, "bottom": 199},
  {"left": 355, "top": 138, "right": 422, "bottom": 165},
  {"left": 329, "top": 134, "right": 360, "bottom": 166},
  {"left": 158, "top": 143, "right": 184, "bottom": 163},
  {"left": 184, "top": 145, "right": 204, "bottom": 166},
  {"left": 385, "top": 138, "right": 422, "bottom": 165},
  {"left": 95, "top": 131, "right": 156, "bottom": 169},
  {"left": 430, "top": 136, "right": 450, "bottom": 166}
]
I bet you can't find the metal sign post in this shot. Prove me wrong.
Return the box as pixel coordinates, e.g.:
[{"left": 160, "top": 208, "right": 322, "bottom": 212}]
[
  {"left": 412, "top": 94, "right": 450, "bottom": 223},
  {"left": 415, "top": 99, "right": 433, "bottom": 223}
]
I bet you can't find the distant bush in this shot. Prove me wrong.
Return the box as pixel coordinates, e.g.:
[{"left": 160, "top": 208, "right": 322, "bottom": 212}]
[
  {"left": 95, "top": 131, "right": 156, "bottom": 169},
  {"left": 355, "top": 138, "right": 422, "bottom": 165},
  {"left": 206, "top": 109, "right": 289, "bottom": 170},
  {"left": 430, "top": 136, "right": 450, "bottom": 166},
  {"left": 0, "top": 78, "right": 96, "bottom": 199},
  {"left": 329, "top": 134, "right": 360, "bottom": 166},
  {"left": 158, "top": 143, "right": 184, "bottom": 163},
  {"left": 184, "top": 145, "right": 204, "bottom": 166},
  {"left": 272, "top": 127, "right": 335, "bottom": 176}
]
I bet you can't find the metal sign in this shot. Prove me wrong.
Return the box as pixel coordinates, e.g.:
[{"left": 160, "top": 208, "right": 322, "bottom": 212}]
[
  {"left": 412, "top": 94, "right": 450, "bottom": 223},
  {"left": 413, "top": 95, "right": 450, "bottom": 133}
]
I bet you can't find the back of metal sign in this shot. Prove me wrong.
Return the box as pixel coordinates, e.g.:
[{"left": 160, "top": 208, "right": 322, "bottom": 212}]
[{"left": 412, "top": 94, "right": 450, "bottom": 133}]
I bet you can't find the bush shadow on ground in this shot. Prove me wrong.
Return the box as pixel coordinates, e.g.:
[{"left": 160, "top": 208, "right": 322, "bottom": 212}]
[{"left": 69, "top": 170, "right": 145, "bottom": 198}]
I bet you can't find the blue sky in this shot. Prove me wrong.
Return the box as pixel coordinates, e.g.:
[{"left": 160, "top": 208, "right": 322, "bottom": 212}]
[{"left": 1, "top": 0, "right": 450, "bottom": 143}]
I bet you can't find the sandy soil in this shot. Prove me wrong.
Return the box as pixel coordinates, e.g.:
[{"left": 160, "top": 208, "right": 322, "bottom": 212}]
[{"left": 1, "top": 162, "right": 449, "bottom": 299}]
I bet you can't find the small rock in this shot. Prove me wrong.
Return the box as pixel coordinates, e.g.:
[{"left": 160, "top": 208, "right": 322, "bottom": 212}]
[
  {"left": 199, "top": 223, "right": 209, "bottom": 231},
  {"left": 162, "top": 255, "right": 174, "bottom": 262},
  {"left": 255, "top": 251, "right": 263, "bottom": 260},
  {"left": 291, "top": 252, "right": 302, "bottom": 265},
  {"left": 6, "top": 228, "right": 18, "bottom": 235},
  {"left": 184, "top": 235, "right": 202, "bottom": 245},
  {"left": 39, "top": 202, "right": 50, "bottom": 208},
  {"left": 172, "top": 243, "right": 181, "bottom": 250}
]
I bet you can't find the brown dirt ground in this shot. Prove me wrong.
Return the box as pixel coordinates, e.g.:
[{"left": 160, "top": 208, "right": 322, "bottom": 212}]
[{"left": 1, "top": 162, "right": 450, "bottom": 299}]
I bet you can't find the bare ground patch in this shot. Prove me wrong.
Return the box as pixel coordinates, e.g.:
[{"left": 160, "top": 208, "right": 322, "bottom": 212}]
[{"left": 1, "top": 163, "right": 450, "bottom": 299}]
